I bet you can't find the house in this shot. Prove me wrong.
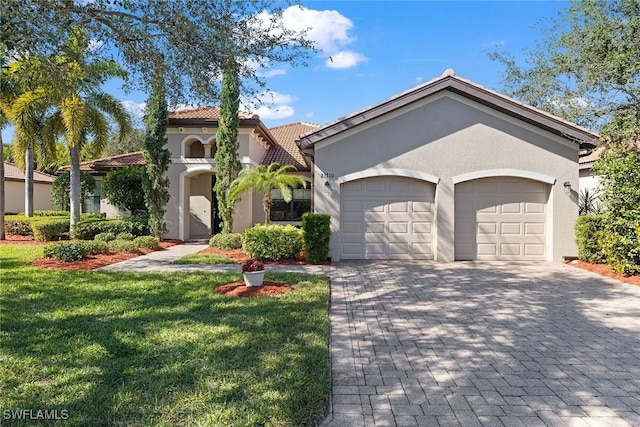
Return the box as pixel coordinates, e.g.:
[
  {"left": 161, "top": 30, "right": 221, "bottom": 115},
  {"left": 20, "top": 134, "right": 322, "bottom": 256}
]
[
  {"left": 59, "top": 151, "right": 146, "bottom": 216},
  {"left": 3, "top": 162, "right": 57, "bottom": 213},
  {"left": 579, "top": 146, "right": 603, "bottom": 195},
  {"left": 297, "top": 69, "right": 597, "bottom": 262},
  {"left": 79, "top": 69, "right": 598, "bottom": 262}
]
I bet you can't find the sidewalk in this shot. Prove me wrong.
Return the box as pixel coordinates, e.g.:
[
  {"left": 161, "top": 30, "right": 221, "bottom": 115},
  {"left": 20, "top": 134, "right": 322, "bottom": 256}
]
[{"left": 97, "top": 243, "right": 334, "bottom": 274}]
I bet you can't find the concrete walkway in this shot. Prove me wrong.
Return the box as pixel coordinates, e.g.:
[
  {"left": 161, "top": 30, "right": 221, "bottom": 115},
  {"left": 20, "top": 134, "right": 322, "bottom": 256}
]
[
  {"left": 323, "top": 261, "right": 640, "bottom": 427},
  {"left": 96, "top": 243, "right": 333, "bottom": 274}
]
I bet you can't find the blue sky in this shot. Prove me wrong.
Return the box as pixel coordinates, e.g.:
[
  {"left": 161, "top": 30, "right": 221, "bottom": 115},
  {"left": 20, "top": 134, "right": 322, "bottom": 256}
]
[{"left": 2, "top": 1, "right": 568, "bottom": 143}]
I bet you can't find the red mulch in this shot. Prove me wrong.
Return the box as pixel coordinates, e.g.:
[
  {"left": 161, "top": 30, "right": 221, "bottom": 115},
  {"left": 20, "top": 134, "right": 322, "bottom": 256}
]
[
  {"left": 568, "top": 260, "right": 640, "bottom": 286},
  {"left": 200, "top": 246, "right": 331, "bottom": 265},
  {"left": 214, "top": 281, "right": 294, "bottom": 297},
  {"left": 0, "top": 235, "right": 51, "bottom": 245},
  {"left": 27, "top": 240, "right": 181, "bottom": 271}
]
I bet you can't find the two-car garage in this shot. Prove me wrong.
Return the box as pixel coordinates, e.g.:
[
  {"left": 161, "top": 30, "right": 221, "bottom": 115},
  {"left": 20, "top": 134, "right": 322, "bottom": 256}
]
[{"left": 339, "top": 175, "right": 549, "bottom": 262}]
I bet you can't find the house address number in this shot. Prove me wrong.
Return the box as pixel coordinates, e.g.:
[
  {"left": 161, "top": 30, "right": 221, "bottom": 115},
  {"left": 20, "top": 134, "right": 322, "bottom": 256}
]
[{"left": 320, "top": 172, "right": 335, "bottom": 179}]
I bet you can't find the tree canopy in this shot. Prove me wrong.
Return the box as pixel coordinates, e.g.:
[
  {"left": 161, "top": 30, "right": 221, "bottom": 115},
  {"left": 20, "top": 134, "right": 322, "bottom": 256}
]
[
  {"left": 490, "top": 0, "right": 640, "bottom": 140},
  {"left": 2, "top": 0, "right": 316, "bottom": 106}
]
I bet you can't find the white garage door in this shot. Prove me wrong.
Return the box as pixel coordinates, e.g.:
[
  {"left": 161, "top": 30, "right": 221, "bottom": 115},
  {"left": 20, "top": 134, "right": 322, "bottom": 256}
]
[
  {"left": 455, "top": 178, "right": 548, "bottom": 261},
  {"left": 341, "top": 176, "right": 434, "bottom": 259}
]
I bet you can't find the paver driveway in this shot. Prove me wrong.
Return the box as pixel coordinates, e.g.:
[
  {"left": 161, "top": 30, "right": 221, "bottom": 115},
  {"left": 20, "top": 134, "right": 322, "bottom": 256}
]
[{"left": 322, "top": 261, "right": 640, "bottom": 427}]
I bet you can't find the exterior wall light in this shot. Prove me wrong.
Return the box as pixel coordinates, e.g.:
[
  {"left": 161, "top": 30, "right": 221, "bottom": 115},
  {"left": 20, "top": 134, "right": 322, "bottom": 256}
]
[
  {"left": 563, "top": 181, "right": 572, "bottom": 195},
  {"left": 324, "top": 180, "right": 331, "bottom": 188}
]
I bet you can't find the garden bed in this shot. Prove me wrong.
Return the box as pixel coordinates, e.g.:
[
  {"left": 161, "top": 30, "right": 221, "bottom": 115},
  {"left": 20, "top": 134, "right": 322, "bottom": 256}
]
[{"left": 568, "top": 260, "right": 640, "bottom": 286}]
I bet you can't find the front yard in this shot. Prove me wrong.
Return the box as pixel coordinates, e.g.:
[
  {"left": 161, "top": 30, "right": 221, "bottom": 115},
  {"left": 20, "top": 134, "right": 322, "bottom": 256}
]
[{"left": 0, "top": 245, "right": 330, "bottom": 426}]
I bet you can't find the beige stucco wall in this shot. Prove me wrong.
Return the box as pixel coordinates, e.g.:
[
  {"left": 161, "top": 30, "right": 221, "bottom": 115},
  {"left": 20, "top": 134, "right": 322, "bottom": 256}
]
[
  {"left": 5, "top": 180, "right": 56, "bottom": 214},
  {"left": 163, "top": 126, "right": 270, "bottom": 240},
  {"left": 313, "top": 92, "right": 580, "bottom": 262}
]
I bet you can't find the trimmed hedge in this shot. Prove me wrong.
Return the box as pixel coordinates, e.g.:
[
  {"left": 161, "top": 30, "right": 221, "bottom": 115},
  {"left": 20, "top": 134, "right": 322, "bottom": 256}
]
[
  {"left": 78, "top": 240, "right": 110, "bottom": 256},
  {"left": 209, "top": 233, "right": 243, "bottom": 250},
  {"left": 133, "top": 236, "right": 160, "bottom": 249},
  {"left": 109, "top": 239, "right": 138, "bottom": 253},
  {"left": 116, "top": 232, "right": 135, "bottom": 241},
  {"left": 94, "top": 232, "right": 117, "bottom": 242},
  {"left": 43, "top": 241, "right": 88, "bottom": 262},
  {"left": 575, "top": 214, "right": 606, "bottom": 264},
  {"left": 73, "top": 216, "right": 150, "bottom": 240},
  {"left": 242, "top": 224, "right": 304, "bottom": 261},
  {"left": 301, "top": 213, "right": 331, "bottom": 263},
  {"left": 5, "top": 216, "right": 33, "bottom": 236},
  {"left": 32, "top": 218, "right": 70, "bottom": 241}
]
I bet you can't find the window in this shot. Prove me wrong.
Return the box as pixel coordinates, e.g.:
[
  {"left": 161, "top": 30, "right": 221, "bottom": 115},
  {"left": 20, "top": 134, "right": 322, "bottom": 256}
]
[
  {"left": 270, "top": 184, "right": 311, "bottom": 221},
  {"left": 83, "top": 179, "right": 101, "bottom": 213}
]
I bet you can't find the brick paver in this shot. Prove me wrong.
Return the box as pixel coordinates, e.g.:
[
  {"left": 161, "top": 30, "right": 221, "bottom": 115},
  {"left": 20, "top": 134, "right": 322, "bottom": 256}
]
[{"left": 321, "top": 261, "right": 640, "bottom": 427}]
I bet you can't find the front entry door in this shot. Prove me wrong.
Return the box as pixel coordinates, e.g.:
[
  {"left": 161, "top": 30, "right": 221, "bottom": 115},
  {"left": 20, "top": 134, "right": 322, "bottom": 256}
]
[{"left": 211, "top": 175, "right": 223, "bottom": 234}]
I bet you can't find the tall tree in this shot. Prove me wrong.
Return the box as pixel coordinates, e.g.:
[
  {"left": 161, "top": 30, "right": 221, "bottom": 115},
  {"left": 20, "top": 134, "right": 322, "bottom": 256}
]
[
  {"left": 2, "top": 1, "right": 316, "bottom": 107},
  {"left": 229, "top": 163, "right": 306, "bottom": 225},
  {"left": 30, "top": 29, "right": 132, "bottom": 229},
  {"left": 214, "top": 63, "right": 242, "bottom": 233},
  {"left": 142, "top": 66, "right": 170, "bottom": 239},
  {"left": 490, "top": 0, "right": 640, "bottom": 137}
]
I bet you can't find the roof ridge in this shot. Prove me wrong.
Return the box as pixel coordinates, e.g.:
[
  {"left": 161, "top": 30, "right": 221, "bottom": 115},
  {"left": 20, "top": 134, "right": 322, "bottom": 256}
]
[{"left": 268, "top": 121, "right": 320, "bottom": 131}]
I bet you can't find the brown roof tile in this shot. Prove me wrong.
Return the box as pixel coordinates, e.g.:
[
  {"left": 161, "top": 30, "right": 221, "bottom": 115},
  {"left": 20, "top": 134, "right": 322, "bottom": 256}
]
[
  {"left": 169, "top": 106, "right": 257, "bottom": 121},
  {"left": 59, "top": 151, "right": 146, "bottom": 172},
  {"left": 4, "top": 162, "right": 56, "bottom": 183},
  {"left": 262, "top": 122, "right": 319, "bottom": 170}
]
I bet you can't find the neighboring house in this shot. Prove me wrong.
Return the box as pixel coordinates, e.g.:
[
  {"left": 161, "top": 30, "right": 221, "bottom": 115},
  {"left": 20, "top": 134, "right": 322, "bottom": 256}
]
[
  {"left": 59, "top": 151, "right": 146, "bottom": 216},
  {"left": 297, "top": 69, "right": 597, "bottom": 262},
  {"left": 3, "top": 162, "right": 56, "bottom": 213},
  {"left": 73, "top": 69, "right": 598, "bottom": 262},
  {"left": 579, "top": 146, "right": 603, "bottom": 195}
]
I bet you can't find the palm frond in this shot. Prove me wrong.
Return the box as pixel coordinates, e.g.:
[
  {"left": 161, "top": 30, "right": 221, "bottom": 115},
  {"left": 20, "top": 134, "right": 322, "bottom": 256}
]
[
  {"left": 85, "top": 105, "right": 109, "bottom": 157},
  {"left": 60, "top": 95, "right": 87, "bottom": 149},
  {"left": 88, "top": 92, "right": 132, "bottom": 141}
]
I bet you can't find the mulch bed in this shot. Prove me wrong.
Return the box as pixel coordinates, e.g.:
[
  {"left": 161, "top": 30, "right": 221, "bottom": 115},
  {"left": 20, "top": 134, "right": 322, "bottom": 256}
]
[
  {"left": 214, "top": 281, "right": 294, "bottom": 298},
  {"left": 0, "top": 234, "right": 51, "bottom": 245},
  {"left": 567, "top": 260, "right": 640, "bottom": 286},
  {"left": 200, "top": 246, "right": 331, "bottom": 265}
]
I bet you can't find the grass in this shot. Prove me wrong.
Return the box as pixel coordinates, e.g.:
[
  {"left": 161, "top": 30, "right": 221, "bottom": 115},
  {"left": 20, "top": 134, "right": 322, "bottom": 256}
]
[
  {"left": 0, "top": 245, "right": 330, "bottom": 426},
  {"left": 172, "top": 252, "right": 237, "bottom": 265}
]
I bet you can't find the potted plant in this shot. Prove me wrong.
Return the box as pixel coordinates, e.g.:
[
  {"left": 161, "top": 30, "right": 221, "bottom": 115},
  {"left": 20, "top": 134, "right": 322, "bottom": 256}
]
[{"left": 242, "top": 258, "right": 265, "bottom": 287}]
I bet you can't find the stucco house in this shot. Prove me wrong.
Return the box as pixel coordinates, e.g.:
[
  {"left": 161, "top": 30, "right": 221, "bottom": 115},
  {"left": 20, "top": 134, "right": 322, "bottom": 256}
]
[
  {"left": 298, "top": 69, "right": 597, "bottom": 262},
  {"left": 3, "top": 162, "right": 56, "bottom": 213},
  {"left": 79, "top": 69, "right": 598, "bottom": 262}
]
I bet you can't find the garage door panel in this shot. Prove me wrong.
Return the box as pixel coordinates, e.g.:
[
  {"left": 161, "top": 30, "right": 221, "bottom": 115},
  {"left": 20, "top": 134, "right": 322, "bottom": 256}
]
[
  {"left": 341, "top": 177, "right": 434, "bottom": 259},
  {"left": 455, "top": 177, "right": 549, "bottom": 261}
]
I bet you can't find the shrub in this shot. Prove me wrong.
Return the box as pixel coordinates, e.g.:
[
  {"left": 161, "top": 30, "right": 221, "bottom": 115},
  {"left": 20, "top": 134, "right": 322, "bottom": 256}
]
[
  {"left": 209, "top": 233, "right": 243, "bottom": 250},
  {"left": 78, "top": 240, "right": 110, "bottom": 255},
  {"left": 80, "top": 213, "right": 107, "bottom": 220},
  {"left": 110, "top": 239, "right": 138, "bottom": 253},
  {"left": 43, "top": 241, "right": 88, "bottom": 262},
  {"left": 73, "top": 216, "right": 150, "bottom": 240},
  {"left": 33, "top": 210, "right": 70, "bottom": 217},
  {"left": 242, "top": 224, "right": 303, "bottom": 261},
  {"left": 133, "top": 235, "right": 160, "bottom": 249},
  {"left": 32, "top": 218, "right": 70, "bottom": 241},
  {"left": 102, "top": 166, "right": 148, "bottom": 214},
  {"left": 575, "top": 215, "right": 606, "bottom": 264},
  {"left": 5, "top": 216, "right": 33, "bottom": 236},
  {"left": 94, "top": 232, "right": 116, "bottom": 242},
  {"left": 116, "top": 232, "right": 135, "bottom": 241},
  {"left": 301, "top": 213, "right": 331, "bottom": 263}
]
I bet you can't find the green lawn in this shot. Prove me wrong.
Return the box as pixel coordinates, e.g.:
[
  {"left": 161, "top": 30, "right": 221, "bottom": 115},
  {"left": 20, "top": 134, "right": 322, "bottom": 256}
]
[
  {"left": 172, "top": 252, "right": 238, "bottom": 265},
  {"left": 0, "top": 245, "right": 330, "bottom": 426}
]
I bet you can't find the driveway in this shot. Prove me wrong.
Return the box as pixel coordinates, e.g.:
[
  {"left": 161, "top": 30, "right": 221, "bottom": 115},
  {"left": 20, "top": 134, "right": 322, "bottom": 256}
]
[{"left": 322, "top": 261, "right": 640, "bottom": 427}]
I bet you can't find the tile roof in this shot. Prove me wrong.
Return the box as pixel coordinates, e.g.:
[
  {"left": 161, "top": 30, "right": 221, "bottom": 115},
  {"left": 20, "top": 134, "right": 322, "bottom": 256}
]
[
  {"left": 262, "top": 122, "right": 319, "bottom": 171},
  {"left": 298, "top": 68, "right": 599, "bottom": 149},
  {"left": 4, "top": 162, "right": 56, "bottom": 183},
  {"left": 579, "top": 146, "right": 604, "bottom": 165},
  {"left": 169, "top": 107, "right": 258, "bottom": 121},
  {"left": 59, "top": 151, "right": 146, "bottom": 172}
]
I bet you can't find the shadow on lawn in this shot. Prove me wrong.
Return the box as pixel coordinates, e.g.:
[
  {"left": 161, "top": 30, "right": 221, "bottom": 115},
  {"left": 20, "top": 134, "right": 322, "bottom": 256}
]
[{"left": 1, "top": 270, "right": 329, "bottom": 426}]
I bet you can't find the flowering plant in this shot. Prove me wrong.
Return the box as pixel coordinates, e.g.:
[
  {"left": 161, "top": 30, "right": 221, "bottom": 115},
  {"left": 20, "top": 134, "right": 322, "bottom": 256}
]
[{"left": 242, "top": 258, "right": 264, "bottom": 272}]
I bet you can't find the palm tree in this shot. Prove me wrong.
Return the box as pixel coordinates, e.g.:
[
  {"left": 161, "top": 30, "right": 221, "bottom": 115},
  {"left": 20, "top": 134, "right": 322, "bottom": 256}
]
[
  {"left": 22, "top": 29, "right": 131, "bottom": 230},
  {"left": 229, "top": 163, "right": 307, "bottom": 225}
]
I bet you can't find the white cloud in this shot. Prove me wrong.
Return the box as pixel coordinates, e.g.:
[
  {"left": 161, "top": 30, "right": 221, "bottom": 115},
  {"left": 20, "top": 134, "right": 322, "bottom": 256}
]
[
  {"left": 305, "top": 112, "right": 314, "bottom": 119},
  {"left": 88, "top": 39, "right": 105, "bottom": 51},
  {"left": 257, "top": 91, "right": 295, "bottom": 105},
  {"left": 325, "top": 51, "right": 367, "bottom": 70},
  {"left": 121, "top": 100, "right": 146, "bottom": 119},
  {"left": 252, "top": 105, "right": 295, "bottom": 120},
  {"left": 258, "top": 6, "right": 367, "bottom": 70}
]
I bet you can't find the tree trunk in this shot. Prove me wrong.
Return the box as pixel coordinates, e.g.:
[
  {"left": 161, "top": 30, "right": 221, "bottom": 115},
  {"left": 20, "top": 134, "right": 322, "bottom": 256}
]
[
  {"left": 0, "top": 133, "right": 5, "bottom": 240},
  {"left": 263, "top": 191, "right": 272, "bottom": 225},
  {"left": 25, "top": 144, "right": 34, "bottom": 217},
  {"left": 69, "top": 145, "right": 81, "bottom": 232}
]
